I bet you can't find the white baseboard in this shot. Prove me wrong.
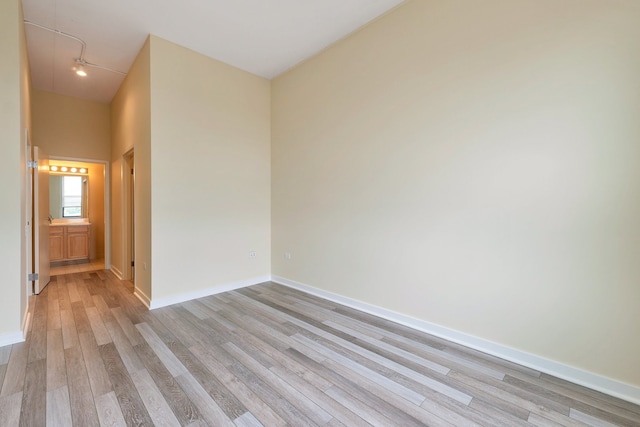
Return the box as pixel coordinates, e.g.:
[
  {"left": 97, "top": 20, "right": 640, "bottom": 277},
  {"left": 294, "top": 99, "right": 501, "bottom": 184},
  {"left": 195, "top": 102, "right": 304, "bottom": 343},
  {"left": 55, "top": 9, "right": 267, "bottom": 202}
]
[
  {"left": 134, "top": 288, "right": 151, "bottom": 309},
  {"left": 110, "top": 266, "right": 123, "bottom": 280},
  {"left": 271, "top": 275, "right": 640, "bottom": 406},
  {"left": 149, "top": 276, "right": 272, "bottom": 310},
  {"left": 0, "top": 330, "right": 25, "bottom": 347}
]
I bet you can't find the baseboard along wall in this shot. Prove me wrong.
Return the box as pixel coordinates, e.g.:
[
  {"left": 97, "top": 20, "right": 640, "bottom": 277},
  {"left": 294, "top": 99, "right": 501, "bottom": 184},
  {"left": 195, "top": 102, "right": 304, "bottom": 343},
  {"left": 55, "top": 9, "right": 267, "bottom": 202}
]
[
  {"left": 271, "top": 275, "right": 640, "bottom": 406},
  {"left": 147, "top": 275, "right": 272, "bottom": 310}
]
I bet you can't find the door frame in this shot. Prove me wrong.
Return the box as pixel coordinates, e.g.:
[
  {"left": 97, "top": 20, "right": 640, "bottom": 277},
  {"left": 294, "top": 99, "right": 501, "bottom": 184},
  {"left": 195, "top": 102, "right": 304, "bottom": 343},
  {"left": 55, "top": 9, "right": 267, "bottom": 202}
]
[
  {"left": 123, "top": 150, "right": 135, "bottom": 281},
  {"left": 49, "top": 156, "right": 111, "bottom": 270},
  {"left": 24, "top": 129, "right": 33, "bottom": 328}
]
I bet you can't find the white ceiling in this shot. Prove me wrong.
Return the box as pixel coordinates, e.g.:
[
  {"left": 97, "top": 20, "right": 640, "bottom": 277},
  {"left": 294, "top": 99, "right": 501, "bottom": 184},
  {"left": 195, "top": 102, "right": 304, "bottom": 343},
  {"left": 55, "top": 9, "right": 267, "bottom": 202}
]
[{"left": 22, "top": 0, "right": 406, "bottom": 103}]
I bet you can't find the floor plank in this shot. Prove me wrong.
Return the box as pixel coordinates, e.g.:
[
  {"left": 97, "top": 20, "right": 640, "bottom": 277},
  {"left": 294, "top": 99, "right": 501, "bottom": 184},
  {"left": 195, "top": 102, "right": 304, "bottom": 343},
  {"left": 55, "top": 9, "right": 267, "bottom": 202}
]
[
  {"left": 133, "top": 340, "right": 203, "bottom": 425},
  {"left": 46, "top": 386, "right": 73, "bottom": 426},
  {"left": 46, "top": 329, "right": 66, "bottom": 391},
  {"left": 19, "top": 358, "right": 46, "bottom": 427},
  {"left": 0, "top": 341, "right": 29, "bottom": 397},
  {"left": 0, "top": 392, "right": 23, "bottom": 426},
  {"left": 65, "top": 345, "right": 100, "bottom": 426},
  {"left": 94, "top": 391, "right": 127, "bottom": 427},
  {"left": 130, "top": 368, "right": 182, "bottom": 427},
  {"left": 99, "top": 341, "right": 154, "bottom": 426}
]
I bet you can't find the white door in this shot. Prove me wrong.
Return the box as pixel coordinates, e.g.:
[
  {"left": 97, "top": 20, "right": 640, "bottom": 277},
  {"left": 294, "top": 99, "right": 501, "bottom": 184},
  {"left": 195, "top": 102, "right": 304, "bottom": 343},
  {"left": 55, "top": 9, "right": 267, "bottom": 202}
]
[{"left": 33, "top": 146, "right": 50, "bottom": 294}]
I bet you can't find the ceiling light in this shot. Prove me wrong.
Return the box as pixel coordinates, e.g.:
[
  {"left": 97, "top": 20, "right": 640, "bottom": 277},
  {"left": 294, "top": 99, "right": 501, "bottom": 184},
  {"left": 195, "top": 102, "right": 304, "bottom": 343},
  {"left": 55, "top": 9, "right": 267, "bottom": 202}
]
[
  {"left": 24, "top": 22, "right": 127, "bottom": 79},
  {"left": 74, "top": 62, "right": 87, "bottom": 77},
  {"left": 50, "top": 165, "right": 89, "bottom": 174}
]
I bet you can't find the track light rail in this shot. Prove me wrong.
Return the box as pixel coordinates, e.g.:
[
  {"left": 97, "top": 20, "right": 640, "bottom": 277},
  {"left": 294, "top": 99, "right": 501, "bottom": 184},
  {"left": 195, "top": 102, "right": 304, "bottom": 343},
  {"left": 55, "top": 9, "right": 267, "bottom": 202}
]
[{"left": 24, "top": 20, "right": 126, "bottom": 76}]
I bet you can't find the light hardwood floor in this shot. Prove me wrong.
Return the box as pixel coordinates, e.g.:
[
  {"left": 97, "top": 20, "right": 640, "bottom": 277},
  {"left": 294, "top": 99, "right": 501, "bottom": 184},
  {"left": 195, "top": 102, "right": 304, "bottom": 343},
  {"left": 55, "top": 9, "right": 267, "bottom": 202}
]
[
  {"left": 50, "top": 259, "right": 105, "bottom": 276},
  {"left": 0, "top": 270, "right": 638, "bottom": 426}
]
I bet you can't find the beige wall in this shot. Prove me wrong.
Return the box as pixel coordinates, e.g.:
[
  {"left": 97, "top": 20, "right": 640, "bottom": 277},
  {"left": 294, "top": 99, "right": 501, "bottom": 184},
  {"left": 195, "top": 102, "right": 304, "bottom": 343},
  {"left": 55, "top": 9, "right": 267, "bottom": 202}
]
[
  {"left": 149, "top": 36, "right": 271, "bottom": 304},
  {"left": 32, "top": 90, "right": 110, "bottom": 161},
  {"left": 111, "top": 37, "right": 151, "bottom": 298},
  {"left": 0, "top": 0, "right": 31, "bottom": 340},
  {"left": 272, "top": 0, "right": 640, "bottom": 388}
]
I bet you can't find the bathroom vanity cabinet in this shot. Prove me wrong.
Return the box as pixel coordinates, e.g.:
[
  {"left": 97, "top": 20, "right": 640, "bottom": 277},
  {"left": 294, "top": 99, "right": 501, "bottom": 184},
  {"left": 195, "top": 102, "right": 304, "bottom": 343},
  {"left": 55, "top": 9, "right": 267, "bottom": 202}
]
[{"left": 50, "top": 223, "right": 90, "bottom": 262}]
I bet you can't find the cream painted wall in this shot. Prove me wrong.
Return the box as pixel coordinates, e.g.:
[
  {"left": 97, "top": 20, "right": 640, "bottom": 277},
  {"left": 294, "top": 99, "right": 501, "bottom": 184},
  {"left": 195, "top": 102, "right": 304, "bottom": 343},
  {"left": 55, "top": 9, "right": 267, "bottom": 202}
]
[
  {"left": 149, "top": 36, "right": 271, "bottom": 304},
  {"left": 0, "top": 0, "right": 31, "bottom": 340},
  {"left": 272, "top": 0, "right": 640, "bottom": 388},
  {"left": 111, "top": 38, "right": 151, "bottom": 297},
  {"left": 32, "top": 90, "right": 110, "bottom": 161}
]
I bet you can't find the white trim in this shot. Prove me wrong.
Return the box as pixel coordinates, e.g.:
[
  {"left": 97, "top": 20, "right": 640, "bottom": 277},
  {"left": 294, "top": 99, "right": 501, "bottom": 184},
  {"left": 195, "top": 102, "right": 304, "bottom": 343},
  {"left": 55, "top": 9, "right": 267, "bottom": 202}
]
[
  {"left": 21, "top": 308, "right": 32, "bottom": 340},
  {"left": 271, "top": 275, "right": 640, "bottom": 406},
  {"left": 110, "top": 266, "right": 123, "bottom": 280},
  {"left": 149, "top": 276, "right": 272, "bottom": 310},
  {"left": 0, "top": 331, "right": 25, "bottom": 347},
  {"left": 134, "top": 288, "right": 151, "bottom": 309}
]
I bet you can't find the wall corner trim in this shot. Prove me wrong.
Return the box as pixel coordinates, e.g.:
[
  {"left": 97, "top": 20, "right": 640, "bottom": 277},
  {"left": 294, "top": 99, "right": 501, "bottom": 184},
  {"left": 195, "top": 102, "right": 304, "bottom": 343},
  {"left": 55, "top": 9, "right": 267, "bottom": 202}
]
[
  {"left": 148, "top": 275, "right": 272, "bottom": 310},
  {"left": 110, "top": 266, "right": 124, "bottom": 280},
  {"left": 271, "top": 275, "right": 640, "bottom": 406},
  {"left": 134, "top": 288, "right": 151, "bottom": 309},
  {"left": 21, "top": 308, "right": 32, "bottom": 339}
]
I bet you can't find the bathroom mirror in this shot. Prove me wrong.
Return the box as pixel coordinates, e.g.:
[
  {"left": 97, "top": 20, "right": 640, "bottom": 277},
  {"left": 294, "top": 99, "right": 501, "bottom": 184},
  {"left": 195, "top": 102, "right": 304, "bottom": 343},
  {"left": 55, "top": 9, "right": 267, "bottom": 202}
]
[{"left": 49, "top": 175, "right": 89, "bottom": 219}]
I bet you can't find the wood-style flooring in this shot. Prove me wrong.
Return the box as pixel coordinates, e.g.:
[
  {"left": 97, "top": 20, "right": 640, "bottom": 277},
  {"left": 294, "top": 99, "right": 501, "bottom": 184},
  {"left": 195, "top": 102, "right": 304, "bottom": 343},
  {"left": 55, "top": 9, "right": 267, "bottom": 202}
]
[
  {"left": 50, "top": 258, "right": 105, "bottom": 276},
  {"left": 0, "top": 270, "right": 638, "bottom": 426}
]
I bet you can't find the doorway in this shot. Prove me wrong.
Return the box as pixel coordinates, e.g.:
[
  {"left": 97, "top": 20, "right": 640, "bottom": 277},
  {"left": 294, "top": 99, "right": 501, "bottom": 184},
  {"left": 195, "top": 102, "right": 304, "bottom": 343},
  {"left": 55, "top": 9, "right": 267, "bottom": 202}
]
[{"left": 47, "top": 157, "right": 110, "bottom": 276}]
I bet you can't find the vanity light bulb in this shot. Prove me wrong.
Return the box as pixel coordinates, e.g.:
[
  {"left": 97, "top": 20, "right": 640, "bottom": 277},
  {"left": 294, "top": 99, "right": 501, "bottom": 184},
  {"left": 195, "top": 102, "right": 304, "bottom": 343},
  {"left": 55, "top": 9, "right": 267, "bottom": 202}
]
[
  {"left": 50, "top": 166, "right": 58, "bottom": 172},
  {"left": 80, "top": 168, "right": 87, "bottom": 174},
  {"left": 71, "top": 167, "right": 78, "bottom": 173},
  {"left": 60, "top": 166, "right": 68, "bottom": 172}
]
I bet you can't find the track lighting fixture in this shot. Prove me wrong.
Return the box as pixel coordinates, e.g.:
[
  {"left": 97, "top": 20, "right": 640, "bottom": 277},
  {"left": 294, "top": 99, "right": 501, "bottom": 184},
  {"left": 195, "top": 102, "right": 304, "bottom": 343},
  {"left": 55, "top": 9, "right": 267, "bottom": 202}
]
[
  {"left": 73, "top": 60, "right": 88, "bottom": 77},
  {"left": 24, "top": 20, "right": 126, "bottom": 78}
]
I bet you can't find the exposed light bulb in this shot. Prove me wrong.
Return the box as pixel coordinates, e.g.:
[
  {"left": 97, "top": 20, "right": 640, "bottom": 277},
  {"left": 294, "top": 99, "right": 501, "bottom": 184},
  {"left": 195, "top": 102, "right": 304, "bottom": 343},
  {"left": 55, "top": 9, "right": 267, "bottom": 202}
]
[
  {"left": 50, "top": 166, "right": 58, "bottom": 172},
  {"left": 75, "top": 64, "right": 87, "bottom": 77},
  {"left": 61, "top": 166, "right": 68, "bottom": 172},
  {"left": 70, "top": 167, "right": 78, "bottom": 173},
  {"left": 73, "top": 59, "right": 87, "bottom": 77},
  {"left": 79, "top": 168, "right": 87, "bottom": 174}
]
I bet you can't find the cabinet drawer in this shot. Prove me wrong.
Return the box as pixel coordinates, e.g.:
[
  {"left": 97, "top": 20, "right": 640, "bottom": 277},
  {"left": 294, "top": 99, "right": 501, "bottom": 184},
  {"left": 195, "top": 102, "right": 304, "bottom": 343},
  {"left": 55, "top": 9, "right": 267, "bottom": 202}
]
[
  {"left": 50, "top": 226, "right": 64, "bottom": 236},
  {"left": 67, "top": 225, "right": 89, "bottom": 234}
]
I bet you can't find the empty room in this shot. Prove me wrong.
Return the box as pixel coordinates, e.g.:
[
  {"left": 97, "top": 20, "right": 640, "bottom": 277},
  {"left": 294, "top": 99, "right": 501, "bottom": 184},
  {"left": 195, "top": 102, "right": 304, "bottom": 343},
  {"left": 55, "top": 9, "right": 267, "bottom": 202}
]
[{"left": 1, "top": 0, "right": 639, "bottom": 425}]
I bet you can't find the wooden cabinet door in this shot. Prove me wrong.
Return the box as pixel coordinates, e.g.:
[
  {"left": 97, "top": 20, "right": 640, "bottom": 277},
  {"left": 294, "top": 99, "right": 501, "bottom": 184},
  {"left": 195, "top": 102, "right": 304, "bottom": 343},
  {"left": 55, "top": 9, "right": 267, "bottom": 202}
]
[
  {"left": 67, "top": 226, "right": 89, "bottom": 260},
  {"left": 49, "top": 231, "right": 64, "bottom": 262}
]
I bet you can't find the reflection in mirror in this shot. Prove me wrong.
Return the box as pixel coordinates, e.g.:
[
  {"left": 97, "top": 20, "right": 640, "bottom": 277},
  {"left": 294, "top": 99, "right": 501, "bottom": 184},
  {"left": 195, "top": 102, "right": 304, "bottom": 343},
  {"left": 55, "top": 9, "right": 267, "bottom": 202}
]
[{"left": 50, "top": 175, "right": 89, "bottom": 218}]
